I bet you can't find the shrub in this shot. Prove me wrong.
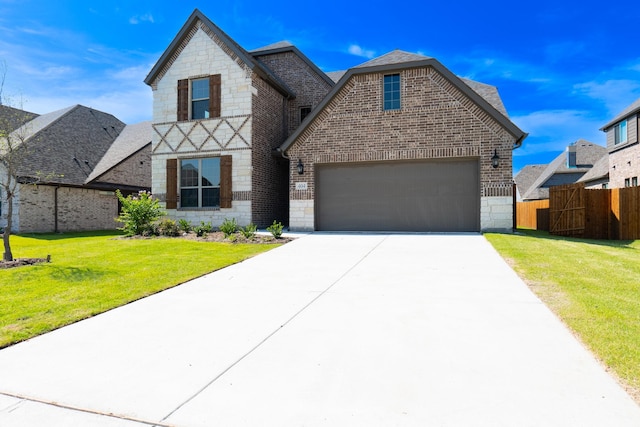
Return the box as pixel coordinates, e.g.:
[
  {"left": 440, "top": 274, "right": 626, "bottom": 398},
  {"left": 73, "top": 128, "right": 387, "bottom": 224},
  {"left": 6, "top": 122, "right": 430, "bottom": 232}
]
[
  {"left": 158, "top": 218, "right": 180, "bottom": 237},
  {"left": 240, "top": 223, "right": 257, "bottom": 239},
  {"left": 177, "top": 219, "right": 192, "bottom": 233},
  {"left": 266, "top": 220, "right": 284, "bottom": 239},
  {"left": 115, "top": 190, "right": 164, "bottom": 236},
  {"left": 194, "top": 221, "right": 213, "bottom": 237},
  {"left": 219, "top": 218, "right": 238, "bottom": 238}
]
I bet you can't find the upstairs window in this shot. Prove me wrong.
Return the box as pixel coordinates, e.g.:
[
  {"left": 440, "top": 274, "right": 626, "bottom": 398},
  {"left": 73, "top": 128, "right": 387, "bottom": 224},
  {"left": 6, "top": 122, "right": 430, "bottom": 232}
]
[
  {"left": 191, "top": 79, "right": 210, "bottom": 119},
  {"left": 383, "top": 74, "right": 401, "bottom": 111},
  {"left": 177, "top": 75, "right": 221, "bottom": 121},
  {"left": 614, "top": 120, "right": 628, "bottom": 144}
]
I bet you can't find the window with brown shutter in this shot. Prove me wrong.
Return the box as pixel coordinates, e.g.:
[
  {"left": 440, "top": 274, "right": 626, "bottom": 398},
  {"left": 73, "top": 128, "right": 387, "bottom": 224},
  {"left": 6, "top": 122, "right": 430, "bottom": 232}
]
[
  {"left": 176, "top": 75, "right": 221, "bottom": 121},
  {"left": 166, "top": 159, "right": 178, "bottom": 209},
  {"left": 220, "top": 155, "right": 232, "bottom": 208},
  {"left": 177, "top": 79, "right": 189, "bottom": 122}
]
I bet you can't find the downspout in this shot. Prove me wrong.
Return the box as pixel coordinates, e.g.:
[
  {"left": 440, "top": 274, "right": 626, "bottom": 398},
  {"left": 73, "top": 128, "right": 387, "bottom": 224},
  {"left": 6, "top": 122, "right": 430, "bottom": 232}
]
[{"left": 54, "top": 186, "right": 59, "bottom": 233}]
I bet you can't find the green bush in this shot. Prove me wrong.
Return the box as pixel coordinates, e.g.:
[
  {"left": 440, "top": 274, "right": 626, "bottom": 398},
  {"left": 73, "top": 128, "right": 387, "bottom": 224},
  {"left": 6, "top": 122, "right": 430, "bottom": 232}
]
[
  {"left": 158, "top": 218, "right": 180, "bottom": 237},
  {"left": 219, "top": 218, "right": 238, "bottom": 237},
  {"left": 266, "top": 220, "right": 284, "bottom": 239},
  {"left": 115, "top": 190, "right": 164, "bottom": 236},
  {"left": 177, "top": 219, "right": 192, "bottom": 233},
  {"left": 194, "top": 221, "right": 213, "bottom": 237},
  {"left": 240, "top": 223, "right": 257, "bottom": 239}
]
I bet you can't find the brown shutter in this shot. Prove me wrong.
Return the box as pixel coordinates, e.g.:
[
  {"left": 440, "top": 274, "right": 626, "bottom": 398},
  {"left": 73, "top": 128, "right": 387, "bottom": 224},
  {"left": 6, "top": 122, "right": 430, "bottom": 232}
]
[
  {"left": 177, "top": 79, "right": 189, "bottom": 121},
  {"left": 210, "top": 74, "right": 221, "bottom": 118},
  {"left": 220, "top": 155, "right": 232, "bottom": 208},
  {"left": 166, "top": 159, "right": 178, "bottom": 209}
]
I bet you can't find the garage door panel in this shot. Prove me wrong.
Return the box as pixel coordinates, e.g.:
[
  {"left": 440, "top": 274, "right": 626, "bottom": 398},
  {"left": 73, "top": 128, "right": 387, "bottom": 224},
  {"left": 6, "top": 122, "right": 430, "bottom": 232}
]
[{"left": 316, "top": 159, "right": 479, "bottom": 232}]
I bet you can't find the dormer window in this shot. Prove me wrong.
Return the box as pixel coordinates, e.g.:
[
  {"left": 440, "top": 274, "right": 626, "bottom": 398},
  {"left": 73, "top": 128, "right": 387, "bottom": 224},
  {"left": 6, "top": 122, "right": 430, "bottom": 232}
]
[
  {"left": 614, "top": 120, "right": 628, "bottom": 144},
  {"left": 177, "top": 75, "right": 221, "bottom": 121}
]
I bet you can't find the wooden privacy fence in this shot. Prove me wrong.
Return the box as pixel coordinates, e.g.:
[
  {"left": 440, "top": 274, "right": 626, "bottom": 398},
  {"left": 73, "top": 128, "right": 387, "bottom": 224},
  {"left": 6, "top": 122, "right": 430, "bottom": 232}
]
[
  {"left": 516, "top": 199, "right": 549, "bottom": 231},
  {"left": 519, "top": 183, "right": 640, "bottom": 240}
]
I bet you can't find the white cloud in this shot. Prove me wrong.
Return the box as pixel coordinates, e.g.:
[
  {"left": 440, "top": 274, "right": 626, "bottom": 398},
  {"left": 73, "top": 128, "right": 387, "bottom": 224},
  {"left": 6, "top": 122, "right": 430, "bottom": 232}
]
[
  {"left": 511, "top": 109, "right": 605, "bottom": 157},
  {"left": 573, "top": 79, "right": 640, "bottom": 116},
  {"left": 348, "top": 44, "right": 375, "bottom": 59},
  {"left": 129, "top": 14, "right": 155, "bottom": 25}
]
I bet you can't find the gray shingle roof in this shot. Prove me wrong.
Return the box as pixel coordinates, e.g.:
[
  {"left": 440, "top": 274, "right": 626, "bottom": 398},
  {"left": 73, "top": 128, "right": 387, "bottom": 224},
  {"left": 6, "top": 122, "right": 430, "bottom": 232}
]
[
  {"left": 326, "top": 70, "right": 347, "bottom": 83},
  {"left": 461, "top": 78, "right": 508, "bottom": 117},
  {"left": 601, "top": 97, "right": 640, "bottom": 131},
  {"left": 354, "top": 50, "right": 432, "bottom": 68},
  {"left": 0, "top": 105, "right": 38, "bottom": 134},
  {"left": 514, "top": 165, "right": 546, "bottom": 199},
  {"left": 86, "top": 121, "right": 152, "bottom": 184},
  {"left": 12, "top": 105, "right": 126, "bottom": 186},
  {"left": 520, "top": 140, "right": 606, "bottom": 200},
  {"left": 577, "top": 154, "right": 609, "bottom": 184},
  {"left": 250, "top": 41, "right": 294, "bottom": 53}
]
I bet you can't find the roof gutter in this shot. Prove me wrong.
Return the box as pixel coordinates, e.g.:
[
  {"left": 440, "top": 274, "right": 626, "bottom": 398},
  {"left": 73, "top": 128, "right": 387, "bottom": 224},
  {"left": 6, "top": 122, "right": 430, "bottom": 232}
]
[{"left": 513, "top": 132, "right": 528, "bottom": 150}]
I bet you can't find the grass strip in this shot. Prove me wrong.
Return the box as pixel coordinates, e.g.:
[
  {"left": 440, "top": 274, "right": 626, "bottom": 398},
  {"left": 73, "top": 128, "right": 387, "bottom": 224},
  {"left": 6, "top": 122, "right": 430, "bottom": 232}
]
[
  {"left": 0, "top": 231, "right": 279, "bottom": 348},
  {"left": 485, "top": 229, "right": 640, "bottom": 400}
]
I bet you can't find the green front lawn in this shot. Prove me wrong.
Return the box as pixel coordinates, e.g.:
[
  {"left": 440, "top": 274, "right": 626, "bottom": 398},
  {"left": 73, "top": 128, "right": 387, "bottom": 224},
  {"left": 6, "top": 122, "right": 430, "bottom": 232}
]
[
  {"left": 486, "top": 229, "right": 640, "bottom": 399},
  {"left": 0, "top": 231, "right": 280, "bottom": 348}
]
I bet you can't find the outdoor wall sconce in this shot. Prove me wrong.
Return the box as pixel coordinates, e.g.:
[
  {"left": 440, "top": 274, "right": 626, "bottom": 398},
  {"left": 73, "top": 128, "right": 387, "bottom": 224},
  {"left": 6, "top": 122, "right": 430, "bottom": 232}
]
[
  {"left": 297, "top": 159, "right": 304, "bottom": 175},
  {"left": 491, "top": 149, "right": 500, "bottom": 169}
]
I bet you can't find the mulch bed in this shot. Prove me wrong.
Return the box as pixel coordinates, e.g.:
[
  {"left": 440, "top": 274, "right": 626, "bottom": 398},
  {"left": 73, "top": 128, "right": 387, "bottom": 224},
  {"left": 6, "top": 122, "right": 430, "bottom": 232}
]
[
  {"left": 120, "top": 231, "right": 294, "bottom": 244},
  {"left": 0, "top": 257, "right": 50, "bottom": 269}
]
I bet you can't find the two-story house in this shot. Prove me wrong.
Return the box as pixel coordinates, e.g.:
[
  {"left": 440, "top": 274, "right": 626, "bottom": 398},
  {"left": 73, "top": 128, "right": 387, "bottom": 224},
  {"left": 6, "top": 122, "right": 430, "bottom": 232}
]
[
  {"left": 601, "top": 97, "right": 640, "bottom": 188},
  {"left": 145, "top": 9, "right": 526, "bottom": 232}
]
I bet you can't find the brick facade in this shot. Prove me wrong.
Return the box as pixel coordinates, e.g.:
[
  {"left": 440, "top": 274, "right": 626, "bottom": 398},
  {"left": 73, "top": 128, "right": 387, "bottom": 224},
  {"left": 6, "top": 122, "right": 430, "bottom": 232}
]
[
  {"left": 255, "top": 49, "right": 334, "bottom": 135},
  {"left": 286, "top": 66, "right": 517, "bottom": 231},
  {"left": 14, "top": 184, "right": 118, "bottom": 233},
  {"left": 606, "top": 113, "right": 640, "bottom": 188},
  {"left": 96, "top": 147, "right": 151, "bottom": 188}
]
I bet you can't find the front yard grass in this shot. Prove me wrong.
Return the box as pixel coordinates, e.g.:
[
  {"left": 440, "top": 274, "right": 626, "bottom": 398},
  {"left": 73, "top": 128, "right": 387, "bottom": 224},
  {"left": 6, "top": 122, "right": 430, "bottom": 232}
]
[
  {"left": 485, "top": 229, "right": 640, "bottom": 400},
  {"left": 0, "top": 231, "right": 280, "bottom": 348}
]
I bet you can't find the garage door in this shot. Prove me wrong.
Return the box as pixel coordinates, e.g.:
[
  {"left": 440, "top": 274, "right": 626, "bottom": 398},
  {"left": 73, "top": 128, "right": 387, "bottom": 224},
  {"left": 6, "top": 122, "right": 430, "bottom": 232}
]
[{"left": 316, "top": 159, "right": 479, "bottom": 232}]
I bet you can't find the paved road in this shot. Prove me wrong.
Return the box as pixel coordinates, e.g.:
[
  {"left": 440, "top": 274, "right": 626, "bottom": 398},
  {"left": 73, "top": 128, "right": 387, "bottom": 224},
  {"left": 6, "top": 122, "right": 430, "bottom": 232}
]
[{"left": 1, "top": 233, "right": 639, "bottom": 426}]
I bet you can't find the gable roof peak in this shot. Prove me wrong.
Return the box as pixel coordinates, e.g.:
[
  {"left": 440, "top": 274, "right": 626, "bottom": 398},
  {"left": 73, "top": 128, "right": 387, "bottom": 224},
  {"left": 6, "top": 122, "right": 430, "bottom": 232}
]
[{"left": 355, "top": 50, "right": 432, "bottom": 68}]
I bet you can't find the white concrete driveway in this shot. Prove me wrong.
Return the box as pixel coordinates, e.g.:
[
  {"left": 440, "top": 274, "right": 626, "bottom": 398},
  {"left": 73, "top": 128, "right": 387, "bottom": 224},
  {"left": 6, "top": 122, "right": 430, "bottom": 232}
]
[{"left": 0, "top": 233, "right": 639, "bottom": 426}]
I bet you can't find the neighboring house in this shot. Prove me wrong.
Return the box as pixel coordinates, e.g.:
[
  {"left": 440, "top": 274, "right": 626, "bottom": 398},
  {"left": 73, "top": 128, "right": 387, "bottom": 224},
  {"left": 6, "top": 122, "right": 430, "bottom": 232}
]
[
  {"left": 0, "top": 104, "right": 151, "bottom": 233},
  {"left": 514, "top": 140, "right": 607, "bottom": 201},
  {"left": 145, "top": 9, "right": 525, "bottom": 232},
  {"left": 600, "top": 97, "right": 640, "bottom": 188}
]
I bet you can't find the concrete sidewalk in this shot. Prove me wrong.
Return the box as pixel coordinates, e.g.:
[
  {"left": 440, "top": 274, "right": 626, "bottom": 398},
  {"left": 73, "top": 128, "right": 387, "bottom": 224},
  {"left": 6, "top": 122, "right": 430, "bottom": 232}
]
[{"left": 0, "top": 233, "right": 639, "bottom": 426}]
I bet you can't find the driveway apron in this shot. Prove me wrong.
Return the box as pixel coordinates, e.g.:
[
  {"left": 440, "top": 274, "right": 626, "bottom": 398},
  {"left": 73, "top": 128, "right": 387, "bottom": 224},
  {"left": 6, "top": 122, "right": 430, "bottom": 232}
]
[{"left": 0, "top": 233, "right": 639, "bottom": 426}]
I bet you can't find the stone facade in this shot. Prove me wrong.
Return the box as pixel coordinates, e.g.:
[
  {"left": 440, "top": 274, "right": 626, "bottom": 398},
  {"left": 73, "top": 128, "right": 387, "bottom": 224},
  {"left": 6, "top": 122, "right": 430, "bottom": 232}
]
[
  {"left": 606, "top": 113, "right": 640, "bottom": 188},
  {"left": 286, "top": 66, "right": 517, "bottom": 231}
]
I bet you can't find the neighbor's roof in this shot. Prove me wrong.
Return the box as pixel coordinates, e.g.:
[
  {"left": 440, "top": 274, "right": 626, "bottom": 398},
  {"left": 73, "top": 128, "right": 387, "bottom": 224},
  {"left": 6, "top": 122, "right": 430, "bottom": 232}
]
[
  {"left": 577, "top": 154, "right": 609, "bottom": 184},
  {"left": 144, "top": 9, "right": 295, "bottom": 99},
  {"left": 0, "top": 105, "right": 39, "bottom": 134},
  {"left": 514, "top": 165, "right": 547, "bottom": 199},
  {"left": 601, "top": 97, "right": 640, "bottom": 131},
  {"left": 12, "top": 105, "right": 126, "bottom": 187},
  {"left": 521, "top": 140, "right": 606, "bottom": 200},
  {"left": 86, "top": 121, "right": 152, "bottom": 184},
  {"left": 279, "top": 50, "right": 525, "bottom": 154}
]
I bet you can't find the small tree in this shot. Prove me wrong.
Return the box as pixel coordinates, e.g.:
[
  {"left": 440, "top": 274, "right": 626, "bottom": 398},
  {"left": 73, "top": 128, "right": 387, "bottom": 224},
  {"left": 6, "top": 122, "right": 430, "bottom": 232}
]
[
  {"left": 115, "top": 190, "right": 164, "bottom": 236},
  {"left": 0, "top": 62, "right": 37, "bottom": 261}
]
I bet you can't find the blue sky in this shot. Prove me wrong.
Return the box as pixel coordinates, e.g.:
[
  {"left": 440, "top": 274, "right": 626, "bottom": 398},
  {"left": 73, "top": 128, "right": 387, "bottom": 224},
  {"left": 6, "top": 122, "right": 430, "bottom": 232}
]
[{"left": 1, "top": 1, "right": 640, "bottom": 174}]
